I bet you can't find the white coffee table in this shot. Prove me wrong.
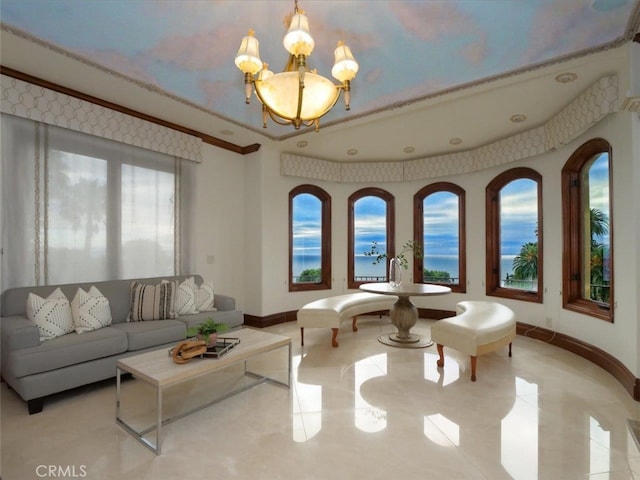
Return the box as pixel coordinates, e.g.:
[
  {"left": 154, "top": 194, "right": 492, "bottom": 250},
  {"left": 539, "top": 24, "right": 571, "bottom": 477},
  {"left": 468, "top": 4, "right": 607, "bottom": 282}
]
[{"left": 116, "top": 328, "right": 291, "bottom": 454}]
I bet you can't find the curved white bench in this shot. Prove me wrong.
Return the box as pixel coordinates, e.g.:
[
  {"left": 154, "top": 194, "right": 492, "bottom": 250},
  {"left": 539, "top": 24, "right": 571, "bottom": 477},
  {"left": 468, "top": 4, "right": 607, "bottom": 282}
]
[
  {"left": 430, "top": 301, "right": 516, "bottom": 381},
  {"left": 297, "top": 292, "right": 397, "bottom": 347}
]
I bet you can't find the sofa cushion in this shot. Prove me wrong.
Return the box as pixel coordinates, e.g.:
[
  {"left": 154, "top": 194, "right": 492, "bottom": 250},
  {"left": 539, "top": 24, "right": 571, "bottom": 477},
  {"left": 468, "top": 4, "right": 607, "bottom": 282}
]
[
  {"left": 111, "top": 319, "right": 186, "bottom": 351},
  {"left": 194, "top": 280, "right": 216, "bottom": 312},
  {"left": 175, "top": 277, "right": 198, "bottom": 315},
  {"left": 71, "top": 286, "right": 113, "bottom": 334},
  {"left": 129, "top": 281, "right": 176, "bottom": 321},
  {"left": 26, "top": 288, "right": 75, "bottom": 341},
  {"left": 8, "top": 327, "right": 127, "bottom": 378}
]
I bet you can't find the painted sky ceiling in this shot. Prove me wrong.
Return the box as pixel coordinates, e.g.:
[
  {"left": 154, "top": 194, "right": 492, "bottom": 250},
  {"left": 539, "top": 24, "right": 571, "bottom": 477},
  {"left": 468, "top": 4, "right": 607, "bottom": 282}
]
[{"left": 1, "top": 0, "right": 638, "bottom": 137}]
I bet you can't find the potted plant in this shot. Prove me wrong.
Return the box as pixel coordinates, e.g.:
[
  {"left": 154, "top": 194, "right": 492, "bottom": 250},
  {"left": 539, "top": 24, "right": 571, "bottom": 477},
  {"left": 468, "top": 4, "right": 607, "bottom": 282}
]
[
  {"left": 187, "top": 318, "right": 228, "bottom": 347},
  {"left": 364, "top": 240, "right": 423, "bottom": 286}
]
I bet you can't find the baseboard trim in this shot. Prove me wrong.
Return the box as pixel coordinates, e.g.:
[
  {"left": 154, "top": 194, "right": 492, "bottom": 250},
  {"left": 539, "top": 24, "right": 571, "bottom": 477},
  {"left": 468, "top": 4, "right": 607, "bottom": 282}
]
[
  {"left": 243, "top": 308, "right": 455, "bottom": 328},
  {"left": 244, "top": 311, "right": 298, "bottom": 328},
  {"left": 242, "top": 311, "right": 640, "bottom": 402},
  {"left": 516, "top": 322, "right": 640, "bottom": 401}
]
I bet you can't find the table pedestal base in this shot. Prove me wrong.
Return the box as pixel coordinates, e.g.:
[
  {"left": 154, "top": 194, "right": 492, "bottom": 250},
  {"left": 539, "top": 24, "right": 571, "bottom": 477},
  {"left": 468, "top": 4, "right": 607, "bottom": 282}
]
[{"left": 378, "top": 333, "right": 433, "bottom": 349}]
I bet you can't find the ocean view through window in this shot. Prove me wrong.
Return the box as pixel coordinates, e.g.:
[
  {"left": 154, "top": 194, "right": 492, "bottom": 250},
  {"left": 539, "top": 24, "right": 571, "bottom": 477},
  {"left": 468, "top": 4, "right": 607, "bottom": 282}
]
[{"left": 289, "top": 185, "right": 331, "bottom": 291}]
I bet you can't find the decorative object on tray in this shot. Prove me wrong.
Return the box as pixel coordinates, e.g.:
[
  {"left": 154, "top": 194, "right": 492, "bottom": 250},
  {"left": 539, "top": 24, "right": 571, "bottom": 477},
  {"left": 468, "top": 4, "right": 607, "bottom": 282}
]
[
  {"left": 364, "top": 240, "right": 423, "bottom": 287},
  {"left": 171, "top": 340, "right": 207, "bottom": 364},
  {"left": 186, "top": 318, "right": 229, "bottom": 347},
  {"left": 169, "top": 337, "right": 240, "bottom": 361},
  {"left": 201, "top": 337, "right": 241, "bottom": 358}
]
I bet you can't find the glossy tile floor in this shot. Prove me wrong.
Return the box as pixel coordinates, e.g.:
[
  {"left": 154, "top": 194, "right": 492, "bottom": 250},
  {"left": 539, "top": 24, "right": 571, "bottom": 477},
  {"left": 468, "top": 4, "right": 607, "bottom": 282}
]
[{"left": 2, "top": 317, "right": 640, "bottom": 480}]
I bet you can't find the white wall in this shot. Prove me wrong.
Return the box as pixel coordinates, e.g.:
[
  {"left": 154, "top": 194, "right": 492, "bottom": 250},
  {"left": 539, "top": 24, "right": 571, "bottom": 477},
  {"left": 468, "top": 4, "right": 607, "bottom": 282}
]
[
  {"left": 231, "top": 110, "right": 640, "bottom": 376},
  {"left": 188, "top": 143, "right": 247, "bottom": 310},
  {"left": 185, "top": 66, "right": 640, "bottom": 377},
  {"left": 633, "top": 110, "right": 640, "bottom": 376}
]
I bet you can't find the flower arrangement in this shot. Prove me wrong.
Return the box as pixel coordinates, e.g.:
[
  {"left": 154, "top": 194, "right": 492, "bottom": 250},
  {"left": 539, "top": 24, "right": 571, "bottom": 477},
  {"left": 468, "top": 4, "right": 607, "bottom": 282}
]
[{"left": 364, "top": 240, "right": 423, "bottom": 270}]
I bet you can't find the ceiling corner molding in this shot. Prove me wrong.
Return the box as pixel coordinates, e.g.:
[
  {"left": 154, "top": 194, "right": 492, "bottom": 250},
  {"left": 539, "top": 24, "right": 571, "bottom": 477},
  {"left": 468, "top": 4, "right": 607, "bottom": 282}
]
[
  {"left": 280, "top": 154, "right": 341, "bottom": 182},
  {"left": 280, "top": 75, "right": 620, "bottom": 183},
  {"left": 0, "top": 66, "right": 260, "bottom": 156},
  {"left": 1, "top": 72, "right": 203, "bottom": 162}
]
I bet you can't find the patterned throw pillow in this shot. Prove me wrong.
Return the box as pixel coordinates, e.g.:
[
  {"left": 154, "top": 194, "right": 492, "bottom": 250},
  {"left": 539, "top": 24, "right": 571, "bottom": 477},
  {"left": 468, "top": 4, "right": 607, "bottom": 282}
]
[
  {"left": 129, "top": 281, "right": 176, "bottom": 321},
  {"left": 174, "top": 277, "right": 198, "bottom": 315},
  {"left": 71, "top": 286, "right": 113, "bottom": 333},
  {"left": 26, "top": 288, "right": 75, "bottom": 341},
  {"left": 194, "top": 280, "right": 216, "bottom": 312}
]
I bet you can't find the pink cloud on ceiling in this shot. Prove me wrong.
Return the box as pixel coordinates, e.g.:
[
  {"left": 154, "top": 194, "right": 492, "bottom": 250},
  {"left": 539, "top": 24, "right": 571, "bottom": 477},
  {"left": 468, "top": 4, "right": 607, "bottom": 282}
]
[
  {"left": 391, "top": 2, "right": 488, "bottom": 67},
  {"left": 288, "top": 14, "right": 378, "bottom": 69},
  {"left": 148, "top": 23, "right": 238, "bottom": 71},
  {"left": 392, "top": 2, "right": 477, "bottom": 42},
  {"left": 523, "top": 2, "right": 623, "bottom": 63},
  {"left": 200, "top": 78, "right": 233, "bottom": 110},
  {"left": 462, "top": 36, "right": 488, "bottom": 66},
  {"left": 85, "top": 50, "right": 159, "bottom": 86}
]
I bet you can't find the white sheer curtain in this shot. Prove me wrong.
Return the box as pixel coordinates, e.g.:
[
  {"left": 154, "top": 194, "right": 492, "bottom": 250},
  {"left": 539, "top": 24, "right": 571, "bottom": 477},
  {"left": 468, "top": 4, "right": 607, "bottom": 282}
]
[{"left": 1, "top": 114, "right": 194, "bottom": 288}]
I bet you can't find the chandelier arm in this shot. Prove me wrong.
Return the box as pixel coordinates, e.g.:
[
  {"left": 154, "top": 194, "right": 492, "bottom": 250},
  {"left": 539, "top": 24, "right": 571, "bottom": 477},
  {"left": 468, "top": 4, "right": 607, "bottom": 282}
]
[
  {"left": 266, "top": 109, "right": 294, "bottom": 127},
  {"left": 294, "top": 71, "right": 305, "bottom": 129},
  {"left": 235, "top": 2, "right": 358, "bottom": 132}
]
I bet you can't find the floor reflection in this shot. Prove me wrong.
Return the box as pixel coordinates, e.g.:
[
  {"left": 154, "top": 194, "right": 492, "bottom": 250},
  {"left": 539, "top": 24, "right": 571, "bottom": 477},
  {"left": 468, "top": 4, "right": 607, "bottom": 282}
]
[
  {"left": 501, "top": 377, "right": 538, "bottom": 479},
  {"left": 292, "top": 318, "right": 639, "bottom": 478},
  {"left": 2, "top": 319, "right": 639, "bottom": 479}
]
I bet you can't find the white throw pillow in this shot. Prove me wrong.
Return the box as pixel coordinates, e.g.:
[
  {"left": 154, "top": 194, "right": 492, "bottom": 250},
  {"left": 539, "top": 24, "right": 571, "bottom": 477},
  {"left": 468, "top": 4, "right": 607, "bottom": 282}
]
[
  {"left": 174, "top": 277, "right": 198, "bottom": 315},
  {"left": 26, "top": 288, "right": 74, "bottom": 341},
  {"left": 129, "top": 280, "right": 176, "bottom": 321},
  {"left": 71, "top": 286, "right": 113, "bottom": 334},
  {"left": 194, "top": 280, "right": 216, "bottom": 312}
]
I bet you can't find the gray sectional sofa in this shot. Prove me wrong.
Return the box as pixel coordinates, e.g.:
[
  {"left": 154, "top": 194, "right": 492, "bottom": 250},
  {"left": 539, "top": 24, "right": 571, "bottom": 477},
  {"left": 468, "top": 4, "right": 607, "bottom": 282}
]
[{"left": 0, "top": 274, "right": 243, "bottom": 414}]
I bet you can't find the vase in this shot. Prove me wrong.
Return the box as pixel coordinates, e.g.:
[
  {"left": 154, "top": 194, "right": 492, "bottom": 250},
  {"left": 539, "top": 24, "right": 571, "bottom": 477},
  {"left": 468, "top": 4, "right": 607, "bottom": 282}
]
[
  {"left": 389, "top": 257, "right": 402, "bottom": 287},
  {"left": 199, "top": 333, "right": 218, "bottom": 348}
]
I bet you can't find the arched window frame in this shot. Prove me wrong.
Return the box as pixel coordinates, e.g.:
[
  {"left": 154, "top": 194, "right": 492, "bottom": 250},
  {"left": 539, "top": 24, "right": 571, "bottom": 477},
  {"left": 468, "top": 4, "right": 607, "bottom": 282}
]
[
  {"left": 413, "top": 182, "right": 466, "bottom": 293},
  {"left": 486, "top": 167, "right": 543, "bottom": 303},
  {"left": 561, "top": 138, "right": 614, "bottom": 322},
  {"left": 348, "top": 188, "right": 395, "bottom": 289},
  {"left": 289, "top": 184, "right": 332, "bottom": 292}
]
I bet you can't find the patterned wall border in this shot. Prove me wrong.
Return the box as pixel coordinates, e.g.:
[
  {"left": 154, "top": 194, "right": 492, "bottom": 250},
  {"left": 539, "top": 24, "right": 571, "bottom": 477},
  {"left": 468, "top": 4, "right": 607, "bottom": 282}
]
[
  {"left": 281, "top": 75, "right": 619, "bottom": 182},
  {"left": 1, "top": 74, "right": 202, "bottom": 163}
]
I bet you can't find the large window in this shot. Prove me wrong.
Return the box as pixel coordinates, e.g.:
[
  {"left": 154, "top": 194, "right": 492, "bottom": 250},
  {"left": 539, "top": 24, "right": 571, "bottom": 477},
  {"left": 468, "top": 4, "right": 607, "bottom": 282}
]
[
  {"left": 486, "top": 167, "right": 543, "bottom": 302},
  {"left": 289, "top": 185, "right": 331, "bottom": 292},
  {"left": 562, "top": 138, "right": 613, "bottom": 322},
  {"left": 413, "top": 182, "right": 466, "bottom": 293},
  {"left": 348, "top": 188, "right": 395, "bottom": 289},
  {"left": 1, "top": 115, "right": 188, "bottom": 288}
]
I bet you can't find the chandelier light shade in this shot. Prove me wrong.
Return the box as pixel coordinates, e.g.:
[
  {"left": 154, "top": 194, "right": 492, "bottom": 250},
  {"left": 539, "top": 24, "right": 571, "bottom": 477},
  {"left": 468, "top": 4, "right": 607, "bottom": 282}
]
[{"left": 234, "top": 0, "right": 359, "bottom": 131}]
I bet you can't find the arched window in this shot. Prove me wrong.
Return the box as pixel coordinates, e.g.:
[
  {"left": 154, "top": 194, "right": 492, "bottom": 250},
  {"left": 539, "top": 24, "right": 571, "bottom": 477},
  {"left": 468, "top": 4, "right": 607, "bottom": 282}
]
[
  {"left": 486, "top": 167, "right": 543, "bottom": 302},
  {"left": 562, "top": 138, "right": 613, "bottom": 321},
  {"left": 348, "top": 188, "right": 395, "bottom": 289},
  {"left": 413, "top": 182, "right": 466, "bottom": 293},
  {"left": 289, "top": 185, "right": 331, "bottom": 292}
]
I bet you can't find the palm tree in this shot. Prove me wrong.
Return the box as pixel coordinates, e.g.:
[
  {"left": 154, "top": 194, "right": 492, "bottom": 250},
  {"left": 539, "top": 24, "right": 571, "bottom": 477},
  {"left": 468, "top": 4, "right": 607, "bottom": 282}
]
[
  {"left": 589, "top": 208, "right": 608, "bottom": 240},
  {"left": 588, "top": 208, "right": 609, "bottom": 302},
  {"left": 512, "top": 242, "right": 538, "bottom": 281}
]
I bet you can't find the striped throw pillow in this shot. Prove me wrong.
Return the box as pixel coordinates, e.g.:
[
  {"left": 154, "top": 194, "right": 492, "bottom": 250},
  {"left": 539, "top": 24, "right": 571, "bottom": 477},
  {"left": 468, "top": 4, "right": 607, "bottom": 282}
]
[{"left": 129, "top": 281, "right": 176, "bottom": 321}]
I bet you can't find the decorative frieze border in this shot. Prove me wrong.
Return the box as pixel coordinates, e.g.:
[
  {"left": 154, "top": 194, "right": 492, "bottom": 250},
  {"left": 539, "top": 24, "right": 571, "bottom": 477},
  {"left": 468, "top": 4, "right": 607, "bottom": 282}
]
[
  {"left": 1, "top": 74, "right": 203, "bottom": 163},
  {"left": 281, "top": 75, "right": 619, "bottom": 182}
]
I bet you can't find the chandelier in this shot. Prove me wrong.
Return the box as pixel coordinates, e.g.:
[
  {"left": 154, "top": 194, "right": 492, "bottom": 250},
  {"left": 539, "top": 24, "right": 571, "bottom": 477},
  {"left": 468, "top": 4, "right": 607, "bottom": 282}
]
[{"left": 234, "top": 0, "right": 359, "bottom": 132}]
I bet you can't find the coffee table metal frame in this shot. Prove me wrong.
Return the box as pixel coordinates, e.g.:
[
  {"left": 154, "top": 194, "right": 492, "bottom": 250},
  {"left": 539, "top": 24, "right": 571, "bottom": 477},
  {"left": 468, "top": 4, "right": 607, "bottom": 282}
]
[{"left": 115, "top": 328, "right": 291, "bottom": 455}]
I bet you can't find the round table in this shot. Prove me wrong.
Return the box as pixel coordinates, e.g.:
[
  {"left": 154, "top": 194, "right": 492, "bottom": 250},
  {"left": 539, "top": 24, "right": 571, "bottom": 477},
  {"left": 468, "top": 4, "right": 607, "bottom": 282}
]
[{"left": 359, "top": 282, "right": 451, "bottom": 348}]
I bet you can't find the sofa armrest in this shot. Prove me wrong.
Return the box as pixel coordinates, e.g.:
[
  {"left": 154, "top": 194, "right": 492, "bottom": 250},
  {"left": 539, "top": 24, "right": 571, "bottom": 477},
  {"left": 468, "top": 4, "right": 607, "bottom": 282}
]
[
  {"left": 1, "top": 315, "right": 41, "bottom": 351},
  {"left": 214, "top": 294, "right": 236, "bottom": 312}
]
